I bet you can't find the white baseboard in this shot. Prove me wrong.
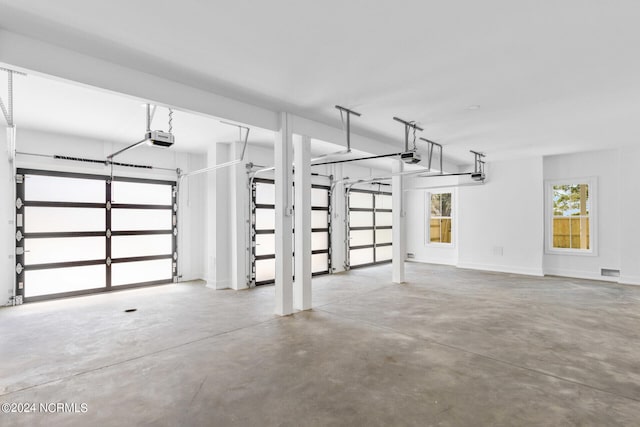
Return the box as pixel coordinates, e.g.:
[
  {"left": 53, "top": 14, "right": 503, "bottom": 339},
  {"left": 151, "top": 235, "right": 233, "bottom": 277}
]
[
  {"left": 619, "top": 276, "right": 640, "bottom": 286},
  {"left": 205, "top": 279, "right": 229, "bottom": 290},
  {"left": 543, "top": 268, "right": 620, "bottom": 283},
  {"left": 456, "top": 262, "right": 544, "bottom": 277},
  {"left": 408, "top": 258, "right": 457, "bottom": 266}
]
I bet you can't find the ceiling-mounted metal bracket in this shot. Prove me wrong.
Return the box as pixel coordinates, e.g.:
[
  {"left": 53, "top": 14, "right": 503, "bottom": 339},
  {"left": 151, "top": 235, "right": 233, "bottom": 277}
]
[
  {"left": 470, "top": 150, "right": 486, "bottom": 173},
  {"left": 220, "top": 121, "right": 250, "bottom": 161},
  {"left": 393, "top": 117, "right": 423, "bottom": 152},
  {"left": 335, "top": 105, "right": 362, "bottom": 152},
  {"left": 419, "top": 138, "right": 443, "bottom": 174},
  {"left": 470, "top": 150, "right": 486, "bottom": 181}
]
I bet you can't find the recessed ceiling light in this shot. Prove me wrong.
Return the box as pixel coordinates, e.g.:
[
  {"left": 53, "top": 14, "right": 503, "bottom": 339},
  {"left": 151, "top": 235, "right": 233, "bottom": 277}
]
[{"left": 466, "top": 104, "right": 481, "bottom": 110}]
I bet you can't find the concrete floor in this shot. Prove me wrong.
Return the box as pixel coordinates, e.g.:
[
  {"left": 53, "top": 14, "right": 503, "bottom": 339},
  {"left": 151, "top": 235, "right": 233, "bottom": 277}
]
[{"left": 1, "top": 263, "right": 639, "bottom": 426}]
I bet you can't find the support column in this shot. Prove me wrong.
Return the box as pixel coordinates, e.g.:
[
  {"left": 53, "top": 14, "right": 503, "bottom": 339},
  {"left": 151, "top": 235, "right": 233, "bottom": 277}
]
[
  {"left": 1, "top": 127, "right": 15, "bottom": 304},
  {"left": 294, "top": 135, "right": 312, "bottom": 310},
  {"left": 230, "top": 140, "right": 249, "bottom": 290},
  {"left": 331, "top": 164, "right": 346, "bottom": 272},
  {"left": 392, "top": 159, "right": 405, "bottom": 283},
  {"left": 206, "top": 143, "right": 231, "bottom": 289},
  {"left": 275, "top": 112, "right": 294, "bottom": 316}
]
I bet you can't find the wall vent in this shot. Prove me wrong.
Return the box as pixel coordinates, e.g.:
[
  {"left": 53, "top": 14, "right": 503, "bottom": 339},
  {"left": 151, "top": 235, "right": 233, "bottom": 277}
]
[
  {"left": 407, "top": 253, "right": 415, "bottom": 259},
  {"left": 601, "top": 268, "right": 620, "bottom": 277}
]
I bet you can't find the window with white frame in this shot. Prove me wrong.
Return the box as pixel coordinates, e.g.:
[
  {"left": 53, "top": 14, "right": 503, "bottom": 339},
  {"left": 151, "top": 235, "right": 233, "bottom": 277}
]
[
  {"left": 547, "top": 179, "right": 595, "bottom": 254},
  {"left": 428, "top": 192, "right": 452, "bottom": 244}
]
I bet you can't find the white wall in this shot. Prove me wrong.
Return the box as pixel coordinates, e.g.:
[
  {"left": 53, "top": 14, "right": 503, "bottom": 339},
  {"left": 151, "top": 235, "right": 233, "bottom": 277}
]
[
  {"left": 176, "top": 154, "right": 206, "bottom": 282},
  {"left": 457, "top": 157, "right": 544, "bottom": 276},
  {"left": 543, "top": 149, "right": 620, "bottom": 281},
  {"left": 619, "top": 145, "right": 640, "bottom": 285},
  {"left": 405, "top": 177, "right": 459, "bottom": 266}
]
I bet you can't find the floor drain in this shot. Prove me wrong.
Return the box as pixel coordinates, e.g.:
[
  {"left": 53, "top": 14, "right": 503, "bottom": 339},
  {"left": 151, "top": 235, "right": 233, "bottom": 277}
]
[{"left": 124, "top": 308, "right": 137, "bottom": 313}]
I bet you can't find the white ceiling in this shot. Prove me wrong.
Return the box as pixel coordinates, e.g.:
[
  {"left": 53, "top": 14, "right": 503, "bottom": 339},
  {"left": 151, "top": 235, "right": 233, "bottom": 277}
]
[
  {"left": 7, "top": 73, "right": 275, "bottom": 153},
  {"left": 1, "top": 1, "right": 640, "bottom": 164}
]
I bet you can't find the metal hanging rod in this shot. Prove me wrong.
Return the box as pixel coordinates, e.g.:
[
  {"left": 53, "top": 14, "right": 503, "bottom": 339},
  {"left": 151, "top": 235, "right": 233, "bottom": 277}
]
[
  {"left": 107, "top": 103, "right": 154, "bottom": 160},
  {"left": 393, "top": 116, "right": 423, "bottom": 152},
  {"left": 419, "top": 137, "right": 443, "bottom": 173},
  {"left": 179, "top": 122, "right": 251, "bottom": 179},
  {"left": 311, "top": 152, "right": 403, "bottom": 167},
  {"left": 470, "top": 150, "right": 486, "bottom": 174},
  {"left": 220, "top": 120, "right": 251, "bottom": 160},
  {"left": 335, "top": 105, "right": 361, "bottom": 152}
]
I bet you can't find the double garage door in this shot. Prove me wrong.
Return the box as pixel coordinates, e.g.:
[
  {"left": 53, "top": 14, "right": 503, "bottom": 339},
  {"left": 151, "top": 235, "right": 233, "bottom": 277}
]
[{"left": 15, "top": 169, "right": 177, "bottom": 302}]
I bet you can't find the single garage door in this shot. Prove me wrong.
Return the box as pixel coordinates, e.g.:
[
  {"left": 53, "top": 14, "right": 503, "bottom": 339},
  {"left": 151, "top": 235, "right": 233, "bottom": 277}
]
[{"left": 15, "top": 169, "right": 177, "bottom": 302}]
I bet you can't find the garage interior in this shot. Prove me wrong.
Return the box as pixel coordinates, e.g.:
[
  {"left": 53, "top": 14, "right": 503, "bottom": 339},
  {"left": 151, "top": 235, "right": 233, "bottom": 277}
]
[{"left": 1, "top": 2, "right": 640, "bottom": 425}]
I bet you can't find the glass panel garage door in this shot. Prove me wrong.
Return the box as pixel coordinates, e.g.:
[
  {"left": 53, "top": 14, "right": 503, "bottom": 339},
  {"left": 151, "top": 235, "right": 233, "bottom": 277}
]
[
  {"left": 251, "top": 178, "right": 331, "bottom": 286},
  {"left": 347, "top": 188, "right": 392, "bottom": 268},
  {"left": 15, "top": 169, "right": 177, "bottom": 302}
]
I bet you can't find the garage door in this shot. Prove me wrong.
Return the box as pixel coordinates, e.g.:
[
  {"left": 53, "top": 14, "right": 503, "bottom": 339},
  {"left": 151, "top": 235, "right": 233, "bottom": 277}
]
[
  {"left": 251, "top": 177, "right": 331, "bottom": 286},
  {"left": 15, "top": 169, "right": 177, "bottom": 302},
  {"left": 347, "top": 188, "right": 392, "bottom": 268}
]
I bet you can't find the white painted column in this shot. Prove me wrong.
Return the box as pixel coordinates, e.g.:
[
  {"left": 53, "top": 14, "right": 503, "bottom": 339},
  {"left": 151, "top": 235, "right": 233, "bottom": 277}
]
[
  {"left": 274, "top": 113, "right": 294, "bottom": 316},
  {"left": 205, "top": 143, "right": 231, "bottom": 289},
  {"left": 230, "top": 140, "right": 249, "bottom": 290},
  {"left": 331, "top": 164, "right": 346, "bottom": 272},
  {"left": 1, "top": 127, "right": 15, "bottom": 304},
  {"left": 392, "top": 159, "right": 405, "bottom": 283},
  {"left": 294, "top": 135, "right": 312, "bottom": 310}
]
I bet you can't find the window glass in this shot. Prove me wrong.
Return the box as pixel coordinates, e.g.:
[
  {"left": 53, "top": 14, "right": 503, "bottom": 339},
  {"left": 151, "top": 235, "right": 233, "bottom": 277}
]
[
  {"left": 24, "top": 207, "right": 105, "bottom": 233},
  {"left": 111, "top": 259, "right": 172, "bottom": 286},
  {"left": 375, "top": 212, "right": 392, "bottom": 227},
  {"left": 349, "top": 192, "right": 373, "bottom": 209},
  {"left": 376, "top": 245, "right": 393, "bottom": 261},
  {"left": 350, "top": 230, "right": 374, "bottom": 247},
  {"left": 111, "top": 235, "right": 172, "bottom": 258},
  {"left": 24, "top": 174, "right": 104, "bottom": 203},
  {"left": 311, "top": 232, "right": 328, "bottom": 251},
  {"left": 311, "top": 188, "right": 329, "bottom": 207},
  {"left": 255, "top": 259, "right": 275, "bottom": 282},
  {"left": 375, "top": 194, "right": 392, "bottom": 209},
  {"left": 111, "top": 181, "right": 171, "bottom": 205},
  {"left": 375, "top": 229, "right": 392, "bottom": 244},
  {"left": 349, "top": 211, "right": 373, "bottom": 227},
  {"left": 255, "top": 234, "right": 276, "bottom": 256},
  {"left": 430, "top": 193, "right": 441, "bottom": 216},
  {"left": 350, "top": 248, "right": 374, "bottom": 266},
  {"left": 429, "top": 192, "right": 452, "bottom": 244},
  {"left": 24, "top": 237, "right": 105, "bottom": 265},
  {"left": 255, "top": 182, "right": 275, "bottom": 205},
  {"left": 111, "top": 209, "right": 172, "bottom": 231},
  {"left": 25, "top": 265, "right": 106, "bottom": 297},
  {"left": 552, "top": 184, "right": 590, "bottom": 250},
  {"left": 255, "top": 208, "right": 275, "bottom": 231},
  {"left": 312, "top": 253, "right": 329, "bottom": 273},
  {"left": 311, "top": 211, "right": 328, "bottom": 229},
  {"left": 441, "top": 193, "right": 452, "bottom": 216}
]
